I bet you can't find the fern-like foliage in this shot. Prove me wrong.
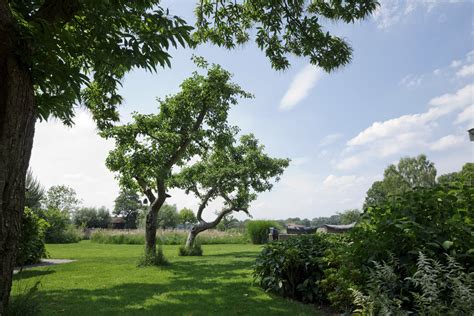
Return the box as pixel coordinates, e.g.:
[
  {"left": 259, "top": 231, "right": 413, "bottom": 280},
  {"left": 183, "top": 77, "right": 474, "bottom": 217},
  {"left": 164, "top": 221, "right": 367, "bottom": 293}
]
[{"left": 352, "top": 252, "right": 474, "bottom": 315}]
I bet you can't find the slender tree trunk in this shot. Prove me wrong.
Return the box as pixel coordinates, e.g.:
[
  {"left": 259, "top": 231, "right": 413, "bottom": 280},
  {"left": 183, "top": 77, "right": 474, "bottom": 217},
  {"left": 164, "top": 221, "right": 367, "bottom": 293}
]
[
  {"left": 0, "top": 44, "right": 36, "bottom": 314},
  {"left": 185, "top": 223, "right": 207, "bottom": 249},
  {"left": 145, "top": 206, "right": 158, "bottom": 256},
  {"left": 144, "top": 198, "right": 166, "bottom": 257}
]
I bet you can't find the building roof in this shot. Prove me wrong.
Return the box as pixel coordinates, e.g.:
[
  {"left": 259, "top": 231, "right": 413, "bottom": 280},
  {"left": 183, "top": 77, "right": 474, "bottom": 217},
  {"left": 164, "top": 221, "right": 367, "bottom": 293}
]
[
  {"left": 111, "top": 217, "right": 126, "bottom": 224},
  {"left": 323, "top": 222, "right": 356, "bottom": 231}
]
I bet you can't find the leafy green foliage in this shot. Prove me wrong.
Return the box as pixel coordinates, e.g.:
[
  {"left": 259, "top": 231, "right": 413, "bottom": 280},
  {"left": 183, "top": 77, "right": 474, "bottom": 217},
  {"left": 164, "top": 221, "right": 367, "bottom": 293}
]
[
  {"left": 113, "top": 189, "right": 144, "bottom": 229},
  {"left": 155, "top": 204, "right": 179, "bottom": 229},
  {"left": 338, "top": 209, "right": 361, "bottom": 225},
  {"left": 216, "top": 214, "right": 239, "bottom": 231},
  {"left": 352, "top": 253, "right": 474, "bottom": 315},
  {"left": 178, "top": 208, "right": 197, "bottom": 225},
  {"left": 172, "top": 133, "right": 288, "bottom": 245},
  {"left": 38, "top": 208, "right": 80, "bottom": 243},
  {"left": 364, "top": 154, "right": 437, "bottom": 208},
  {"left": 194, "top": 0, "right": 378, "bottom": 70},
  {"left": 41, "top": 185, "right": 81, "bottom": 214},
  {"left": 246, "top": 220, "right": 280, "bottom": 244},
  {"left": 179, "top": 243, "right": 203, "bottom": 256},
  {"left": 16, "top": 208, "right": 48, "bottom": 266},
  {"left": 354, "top": 178, "right": 473, "bottom": 274},
  {"left": 24, "top": 170, "right": 45, "bottom": 210},
  {"left": 253, "top": 235, "right": 330, "bottom": 303},
  {"left": 103, "top": 61, "right": 251, "bottom": 195},
  {"left": 10, "top": 1, "right": 192, "bottom": 126},
  {"left": 318, "top": 234, "right": 361, "bottom": 312},
  {"left": 73, "top": 207, "right": 111, "bottom": 228}
]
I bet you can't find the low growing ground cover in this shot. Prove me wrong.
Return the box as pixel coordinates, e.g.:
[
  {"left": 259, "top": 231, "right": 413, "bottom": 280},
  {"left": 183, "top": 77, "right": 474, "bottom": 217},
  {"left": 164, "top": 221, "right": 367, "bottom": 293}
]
[{"left": 11, "top": 241, "right": 319, "bottom": 315}]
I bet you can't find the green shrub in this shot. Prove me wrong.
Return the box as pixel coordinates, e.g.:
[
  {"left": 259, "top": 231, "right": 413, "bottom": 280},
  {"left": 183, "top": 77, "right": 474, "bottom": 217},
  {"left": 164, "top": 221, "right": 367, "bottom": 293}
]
[
  {"left": 16, "top": 208, "right": 48, "bottom": 266},
  {"left": 178, "top": 243, "right": 203, "bottom": 256},
  {"left": 39, "top": 208, "right": 80, "bottom": 243},
  {"left": 352, "top": 252, "right": 474, "bottom": 315},
  {"left": 137, "top": 246, "right": 169, "bottom": 267},
  {"left": 253, "top": 234, "right": 330, "bottom": 303},
  {"left": 318, "top": 234, "right": 361, "bottom": 312},
  {"left": 246, "top": 220, "right": 279, "bottom": 244}
]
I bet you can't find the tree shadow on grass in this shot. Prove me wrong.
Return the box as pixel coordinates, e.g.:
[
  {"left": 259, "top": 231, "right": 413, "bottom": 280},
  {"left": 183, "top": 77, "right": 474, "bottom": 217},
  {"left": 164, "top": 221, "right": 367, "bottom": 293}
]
[
  {"left": 37, "top": 257, "right": 317, "bottom": 315},
  {"left": 13, "top": 269, "right": 55, "bottom": 280}
]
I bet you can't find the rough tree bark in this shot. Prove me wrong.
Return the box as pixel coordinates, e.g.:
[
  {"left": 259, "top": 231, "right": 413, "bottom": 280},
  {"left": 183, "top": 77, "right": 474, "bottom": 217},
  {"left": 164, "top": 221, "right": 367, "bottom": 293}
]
[
  {"left": 185, "top": 208, "right": 233, "bottom": 250},
  {"left": 139, "top": 178, "right": 168, "bottom": 257},
  {"left": 0, "top": 6, "right": 36, "bottom": 314}
]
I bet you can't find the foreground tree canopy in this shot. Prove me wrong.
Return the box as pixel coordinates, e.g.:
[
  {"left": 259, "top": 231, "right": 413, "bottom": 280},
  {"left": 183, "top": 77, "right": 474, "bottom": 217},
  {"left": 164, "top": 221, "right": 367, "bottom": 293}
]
[
  {"left": 1, "top": 0, "right": 378, "bottom": 311},
  {"left": 172, "top": 134, "right": 289, "bottom": 249},
  {"left": 103, "top": 61, "right": 250, "bottom": 256}
]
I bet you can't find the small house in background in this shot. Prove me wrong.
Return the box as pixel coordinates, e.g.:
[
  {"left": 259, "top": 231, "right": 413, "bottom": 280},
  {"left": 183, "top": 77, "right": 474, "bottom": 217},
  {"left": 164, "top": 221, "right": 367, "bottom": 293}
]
[
  {"left": 317, "top": 222, "right": 356, "bottom": 234},
  {"left": 111, "top": 217, "right": 126, "bottom": 229}
]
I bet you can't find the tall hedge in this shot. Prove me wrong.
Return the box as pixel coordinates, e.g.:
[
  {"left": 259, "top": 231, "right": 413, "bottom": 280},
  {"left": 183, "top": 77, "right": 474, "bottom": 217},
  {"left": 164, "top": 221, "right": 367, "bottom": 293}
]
[
  {"left": 246, "top": 220, "right": 279, "bottom": 244},
  {"left": 16, "top": 208, "right": 48, "bottom": 266}
]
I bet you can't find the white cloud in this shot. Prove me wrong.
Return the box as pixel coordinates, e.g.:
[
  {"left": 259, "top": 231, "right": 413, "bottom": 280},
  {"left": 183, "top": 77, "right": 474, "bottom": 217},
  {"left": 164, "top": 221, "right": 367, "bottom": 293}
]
[
  {"left": 373, "top": 0, "right": 457, "bottom": 29},
  {"left": 30, "top": 110, "right": 120, "bottom": 210},
  {"left": 455, "top": 105, "right": 474, "bottom": 126},
  {"left": 451, "top": 60, "right": 463, "bottom": 68},
  {"left": 336, "top": 84, "right": 473, "bottom": 171},
  {"left": 430, "top": 134, "right": 465, "bottom": 151},
  {"left": 433, "top": 68, "right": 442, "bottom": 75},
  {"left": 399, "top": 74, "right": 424, "bottom": 88},
  {"left": 279, "top": 64, "right": 323, "bottom": 110},
  {"left": 248, "top": 169, "right": 375, "bottom": 218},
  {"left": 429, "top": 84, "right": 473, "bottom": 108},
  {"left": 456, "top": 64, "right": 474, "bottom": 77}
]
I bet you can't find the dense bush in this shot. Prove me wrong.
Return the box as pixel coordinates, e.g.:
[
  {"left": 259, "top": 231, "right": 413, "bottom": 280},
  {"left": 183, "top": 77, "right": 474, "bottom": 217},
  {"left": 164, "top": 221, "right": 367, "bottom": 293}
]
[
  {"left": 16, "top": 208, "right": 48, "bottom": 266},
  {"left": 351, "top": 179, "right": 473, "bottom": 275},
  {"left": 38, "top": 208, "right": 80, "bottom": 243},
  {"left": 253, "top": 235, "right": 330, "bottom": 303},
  {"left": 353, "top": 252, "right": 474, "bottom": 315},
  {"left": 73, "top": 207, "right": 110, "bottom": 228},
  {"left": 246, "top": 220, "right": 279, "bottom": 244},
  {"left": 91, "top": 229, "right": 247, "bottom": 245},
  {"left": 178, "top": 243, "right": 203, "bottom": 256},
  {"left": 323, "top": 164, "right": 474, "bottom": 312}
]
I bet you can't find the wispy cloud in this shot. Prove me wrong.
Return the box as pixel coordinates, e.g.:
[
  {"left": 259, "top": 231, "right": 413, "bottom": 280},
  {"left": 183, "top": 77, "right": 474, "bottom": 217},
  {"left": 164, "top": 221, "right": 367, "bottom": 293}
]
[
  {"left": 456, "top": 64, "right": 474, "bottom": 77},
  {"left": 399, "top": 74, "right": 424, "bottom": 88},
  {"left": 373, "top": 0, "right": 451, "bottom": 29},
  {"left": 430, "top": 134, "right": 465, "bottom": 151},
  {"left": 279, "top": 64, "right": 323, "bottom": 111}
]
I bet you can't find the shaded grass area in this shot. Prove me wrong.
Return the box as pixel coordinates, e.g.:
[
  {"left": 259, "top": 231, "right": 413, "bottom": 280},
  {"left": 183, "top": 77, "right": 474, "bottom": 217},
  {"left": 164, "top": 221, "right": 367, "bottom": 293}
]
[{"left": 12, "top": 241, "right": 319, "bottom": 315}]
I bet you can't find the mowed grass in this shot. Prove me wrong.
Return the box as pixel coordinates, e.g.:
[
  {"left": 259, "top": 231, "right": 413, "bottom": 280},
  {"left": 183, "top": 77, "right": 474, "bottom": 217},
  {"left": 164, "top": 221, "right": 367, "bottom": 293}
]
[{"left": 12, "top": 241, "right": 320, "bottom": 315}]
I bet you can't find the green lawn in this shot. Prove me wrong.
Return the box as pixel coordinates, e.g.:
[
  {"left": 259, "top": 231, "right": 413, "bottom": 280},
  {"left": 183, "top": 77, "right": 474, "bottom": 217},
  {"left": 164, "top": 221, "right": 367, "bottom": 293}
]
[{"left": 12, "top": 241, "right": 320, "bottom": 315}]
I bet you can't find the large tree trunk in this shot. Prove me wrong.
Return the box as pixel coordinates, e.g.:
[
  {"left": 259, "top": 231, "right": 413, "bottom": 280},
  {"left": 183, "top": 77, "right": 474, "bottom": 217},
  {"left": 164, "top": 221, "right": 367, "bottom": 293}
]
[{"left": 0, "top": 40, "right": 36, "bottom": 314}]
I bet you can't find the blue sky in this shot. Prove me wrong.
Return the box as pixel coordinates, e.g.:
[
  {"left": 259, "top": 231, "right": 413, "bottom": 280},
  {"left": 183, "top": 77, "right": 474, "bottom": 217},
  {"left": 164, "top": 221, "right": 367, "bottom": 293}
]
[{"left": 31, "top": 1, "right": 473, "bottom": 220}]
